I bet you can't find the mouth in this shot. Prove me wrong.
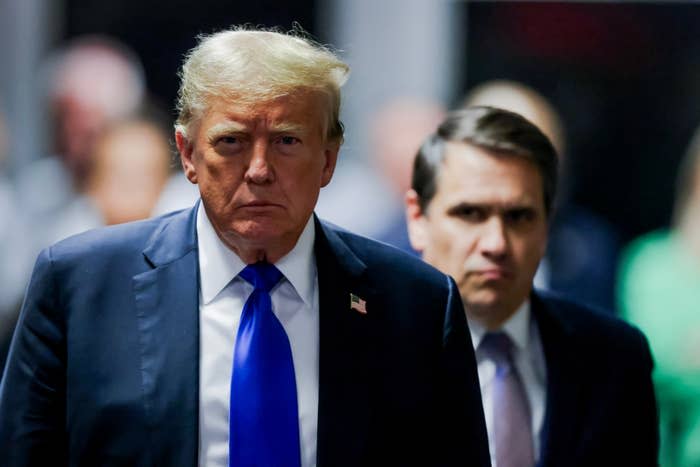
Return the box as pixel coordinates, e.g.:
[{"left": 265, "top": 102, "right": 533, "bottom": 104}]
[
  {"left": 471, "top": 268, "right": 513, "bottom": 281},
  {"left": 239, "top": 200, "right": 282, "bottom": 209}
]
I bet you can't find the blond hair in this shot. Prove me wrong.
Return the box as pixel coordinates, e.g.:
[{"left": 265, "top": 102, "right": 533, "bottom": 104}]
[{"left": 175, "top": 26, "right": 349, "bottom": 142}]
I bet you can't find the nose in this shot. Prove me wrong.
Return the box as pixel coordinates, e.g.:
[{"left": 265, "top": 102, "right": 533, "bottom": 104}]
[
  {"left": 244, "top": 140, "right": 275, "bottom": 184},
  {"left": 480, "top": 216, "right": 509, "bottom": 259}
]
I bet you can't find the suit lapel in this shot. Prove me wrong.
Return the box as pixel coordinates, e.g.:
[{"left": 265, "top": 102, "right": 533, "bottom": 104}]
[
  {"left": 133, "top": 206, "right": 200, "bottom": 466},
  {"left": 533, "top": 292, "right": 582, "bottom": 467},
  {"left": 314, "top": 218, "right": 377, "bottom": 467}
]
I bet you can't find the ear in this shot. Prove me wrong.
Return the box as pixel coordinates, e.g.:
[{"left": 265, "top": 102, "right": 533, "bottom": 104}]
[
  {"left": 405, "top": 189, "right": 429, "bottom": 253},
  {"left": 320, "top": 140, "right": 340, "bottom": 187},
  {"left": 175, "top": 130, "right": 198, "bottom": 184}
]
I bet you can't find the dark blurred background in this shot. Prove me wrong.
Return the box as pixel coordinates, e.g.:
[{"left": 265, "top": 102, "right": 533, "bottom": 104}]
[{"left": 461, "top": 2, "right": 700, "bottom": 244}]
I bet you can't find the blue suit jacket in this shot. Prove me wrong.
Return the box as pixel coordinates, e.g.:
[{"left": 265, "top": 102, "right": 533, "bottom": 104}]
[
  {"left": 0, "top": 206, "right": 490, "bottom": 467},
  {"left": 531, "top": 291, "right": 659, "bottom": 466}
]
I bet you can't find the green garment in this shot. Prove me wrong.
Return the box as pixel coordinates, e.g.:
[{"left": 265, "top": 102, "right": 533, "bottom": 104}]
[{"left": 618, "top": 230, "right": 700, "bottom": 467}]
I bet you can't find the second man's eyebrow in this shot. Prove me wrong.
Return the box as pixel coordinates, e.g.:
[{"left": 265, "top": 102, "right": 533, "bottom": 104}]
[
  {"left": 446, "top": 202, "right": 486, "bottom": 213},
  {"left": 446, "top": 201, "right": 536, "bottom": 213}
]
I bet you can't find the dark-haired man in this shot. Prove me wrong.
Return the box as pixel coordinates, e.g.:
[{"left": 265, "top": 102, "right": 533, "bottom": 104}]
[{"left": 405, "top": 106, "right": 658, "bottom": 467}]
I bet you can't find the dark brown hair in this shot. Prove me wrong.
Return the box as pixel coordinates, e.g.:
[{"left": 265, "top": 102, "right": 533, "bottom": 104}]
[{"left": 411, "top": 106, "right": 559, "bottom": 216}]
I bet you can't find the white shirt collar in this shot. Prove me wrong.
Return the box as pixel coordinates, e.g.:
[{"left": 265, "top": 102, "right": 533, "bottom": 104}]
[
  {"left": 469, "top": 299, "right": 532, "bottom": 352},
  {"left": 196, "top": 203, "right": 316, "bottom": 306},
  {"left": 273, "top": 216, "right": 316, "bottom": 308}
]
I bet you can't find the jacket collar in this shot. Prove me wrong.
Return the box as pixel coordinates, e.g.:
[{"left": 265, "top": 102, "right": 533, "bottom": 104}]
[
  {"left": 313, "top": 216, "right": 376, "bottom": 467},
  {"left": 531, "top": 291, "right": 582, "bottom": 467},
  {"left": 142, "top": 202, "right": 199, "bottom": 268}
]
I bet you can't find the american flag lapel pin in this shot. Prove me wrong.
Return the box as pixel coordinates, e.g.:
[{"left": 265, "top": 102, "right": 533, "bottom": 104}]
[{"left": 349, "top": 293, "right": 367, "bottom": 314}]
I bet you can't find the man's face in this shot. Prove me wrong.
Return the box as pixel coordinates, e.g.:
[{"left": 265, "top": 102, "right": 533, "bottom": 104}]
[
  {"left": 407, "top": 142, "right": 547, "bottom": 328},
  {"left": 177, "top": 91, "right": 339, "bottom": 261}
]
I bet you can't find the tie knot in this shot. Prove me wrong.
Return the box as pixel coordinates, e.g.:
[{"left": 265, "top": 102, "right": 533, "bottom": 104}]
[
  {"left": 479, "top": 332, "right": 515, "bottom": 368},
  {"left": 240, "top": 262, "right": 283, "bottom": 293}
]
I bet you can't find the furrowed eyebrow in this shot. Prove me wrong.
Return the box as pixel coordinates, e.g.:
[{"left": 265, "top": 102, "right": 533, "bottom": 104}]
[
  {"left": 499, "top": 202, "right": 538, "bottom": 212},
  {"left": 206, "top": 122, "right": 247, "bottom": 141},
  {"left": 445, "top": 202, "right": 537, "bottom": 215},
  {"left": 269, "top": 122, "right": 306, "bottom": 134},
  {"left": 446, "top": 202, "right": 486, "bottom": 214}
]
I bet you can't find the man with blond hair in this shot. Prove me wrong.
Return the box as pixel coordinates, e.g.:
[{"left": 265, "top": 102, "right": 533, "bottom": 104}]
[{"left": 0, "top": 27, "right": 489, "bottom": 466}]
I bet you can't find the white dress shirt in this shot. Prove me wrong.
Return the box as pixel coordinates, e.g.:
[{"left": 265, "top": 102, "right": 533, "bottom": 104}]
[
  {"left": 469, "top": 301, "right": 547, "bottom": 467},
  {"left": 196, "top": 204, "right": 320, "bottom": 467}
]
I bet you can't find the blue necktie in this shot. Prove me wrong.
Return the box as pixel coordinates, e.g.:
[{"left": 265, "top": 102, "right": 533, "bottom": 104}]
[{"left": 229, "top": 262, "right": 301, "bottom": 467}]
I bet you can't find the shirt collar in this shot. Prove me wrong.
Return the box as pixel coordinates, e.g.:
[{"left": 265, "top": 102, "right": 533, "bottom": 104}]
[
  {"left": 273, "top": 215, "right": 316, "bottom": 308},
  {"left": 196, "top": 203, "right": 316, "bottom": 306},
  {"left": 469, "top": 299, "right": 531, "bottom": 352}
]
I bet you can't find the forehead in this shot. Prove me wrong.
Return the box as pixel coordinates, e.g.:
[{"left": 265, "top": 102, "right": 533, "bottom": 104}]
[
  {"left": 198, "top": 90, "right": 328, "bottom": 133},
  {"left": 434, "top": 142, "right": 545, "bottom": 207}
]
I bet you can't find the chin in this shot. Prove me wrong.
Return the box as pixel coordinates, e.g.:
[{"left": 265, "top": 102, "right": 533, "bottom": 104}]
[
  {"left": 464, "top": 289, "right": 507, "bottom": 311},
  {"left": 232, "top": 217, "right": 296, "bottom": 240},
  {"left": 232, "top": 221, "right": 278, "bottom": 239}
]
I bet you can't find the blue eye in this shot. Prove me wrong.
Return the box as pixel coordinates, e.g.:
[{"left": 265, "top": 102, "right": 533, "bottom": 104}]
[
  {"left": 212, "top": 135, "right": 244, "bottom": 155},
  {"left": 278, "top": 136, "right": 300, "bottom": 145}
]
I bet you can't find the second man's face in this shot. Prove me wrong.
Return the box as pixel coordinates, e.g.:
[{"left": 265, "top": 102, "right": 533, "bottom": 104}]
[{"left": 408, "top": 142, "right": 548, "bottom": 328}]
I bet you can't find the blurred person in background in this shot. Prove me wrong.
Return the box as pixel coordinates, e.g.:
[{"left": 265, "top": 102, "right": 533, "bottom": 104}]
[
  {"left": 87, "top": 117, "right": 172, "bottom": 226},
  {"left": 15, "top": 35, "right": 146, "bottom": 248},
  {"left": 464, "top": 80, "right": 621, "bottom": 313},
  {"left": 367, "top": 97, "right": 445, "bottom": 252},
  {"left": 33, "top": 107, "right": 172, "bottom": 245},
  {"left": 0, "top": 104, "right": 33, "bottom": 373},
  {"left": 406, "top": 106, "right": 658, "bottom": 467},
  {"left": 618, "top": 124, "right": 700, "bottom": 467},
  {"left": 314, "top": 96, "right": 444, "bottom": 250}
]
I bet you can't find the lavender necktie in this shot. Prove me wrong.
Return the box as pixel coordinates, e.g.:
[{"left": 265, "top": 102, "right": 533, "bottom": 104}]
[
  {"left": 480, "top": 332, "right": 535, "bottom": 467},
  {"left": 229, "top": 262, "right": 301, "bottom": 467}
]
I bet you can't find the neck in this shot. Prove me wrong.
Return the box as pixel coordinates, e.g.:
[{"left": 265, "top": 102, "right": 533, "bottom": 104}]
[
  {"left": 466, "top": 299, "right": 525, "bottom": 331},
  {"left": 213, "top": 220, "right": 308, "bottom": 265},
  {"left": 220, "top": 233, "right": 299, "bottom": 265}
]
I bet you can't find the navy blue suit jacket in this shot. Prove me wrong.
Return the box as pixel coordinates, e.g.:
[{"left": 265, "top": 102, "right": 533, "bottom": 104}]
[
  {"left": 0, "top": 205, "right": 490, "bottom": 467},
  {"left": 532, "top": 291, "right": 659, "bottom": 466}
]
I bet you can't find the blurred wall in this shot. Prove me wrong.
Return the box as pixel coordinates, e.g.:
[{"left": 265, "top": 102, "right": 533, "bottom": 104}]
[
  {"left": 0, "top": 0, "right": 59, "bottom": 172},
  {"left": 322, "top": 0, "right": 460, "bottom": 166}
]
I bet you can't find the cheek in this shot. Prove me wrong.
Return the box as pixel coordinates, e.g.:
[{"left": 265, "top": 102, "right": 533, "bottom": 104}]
[
  {"left": 515, "top": 232, "right": 547, "bottom": 270},
  {"left": 279, "top": 159, "right": 325, "bottom": 196},
  {"left": 425, "top": 221, "right": 468, "bottom": 273}
]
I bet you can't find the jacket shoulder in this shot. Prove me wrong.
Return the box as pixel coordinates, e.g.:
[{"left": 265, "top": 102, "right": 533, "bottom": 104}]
[
  {"left": 44, "top": 209, "right": 189, "bottom": 267},
  {"left": 535, "top": 290, "right": 650, "bottom": 353},
  {"left": 326, "top": 222, "right": 450, "bottom": 289}
]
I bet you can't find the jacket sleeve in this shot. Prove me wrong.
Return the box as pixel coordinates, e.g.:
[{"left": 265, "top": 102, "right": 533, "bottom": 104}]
[
  {"left": 440, "top": 274, "right": 492, "bottom": 467},
  {"left": 0, "top": 247, "right": 69, "bottom": 466}
]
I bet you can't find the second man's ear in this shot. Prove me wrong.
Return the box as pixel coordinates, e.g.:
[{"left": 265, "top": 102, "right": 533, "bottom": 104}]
[{"left": 405, "top": 189, "right": 428, "bottom": 253}]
